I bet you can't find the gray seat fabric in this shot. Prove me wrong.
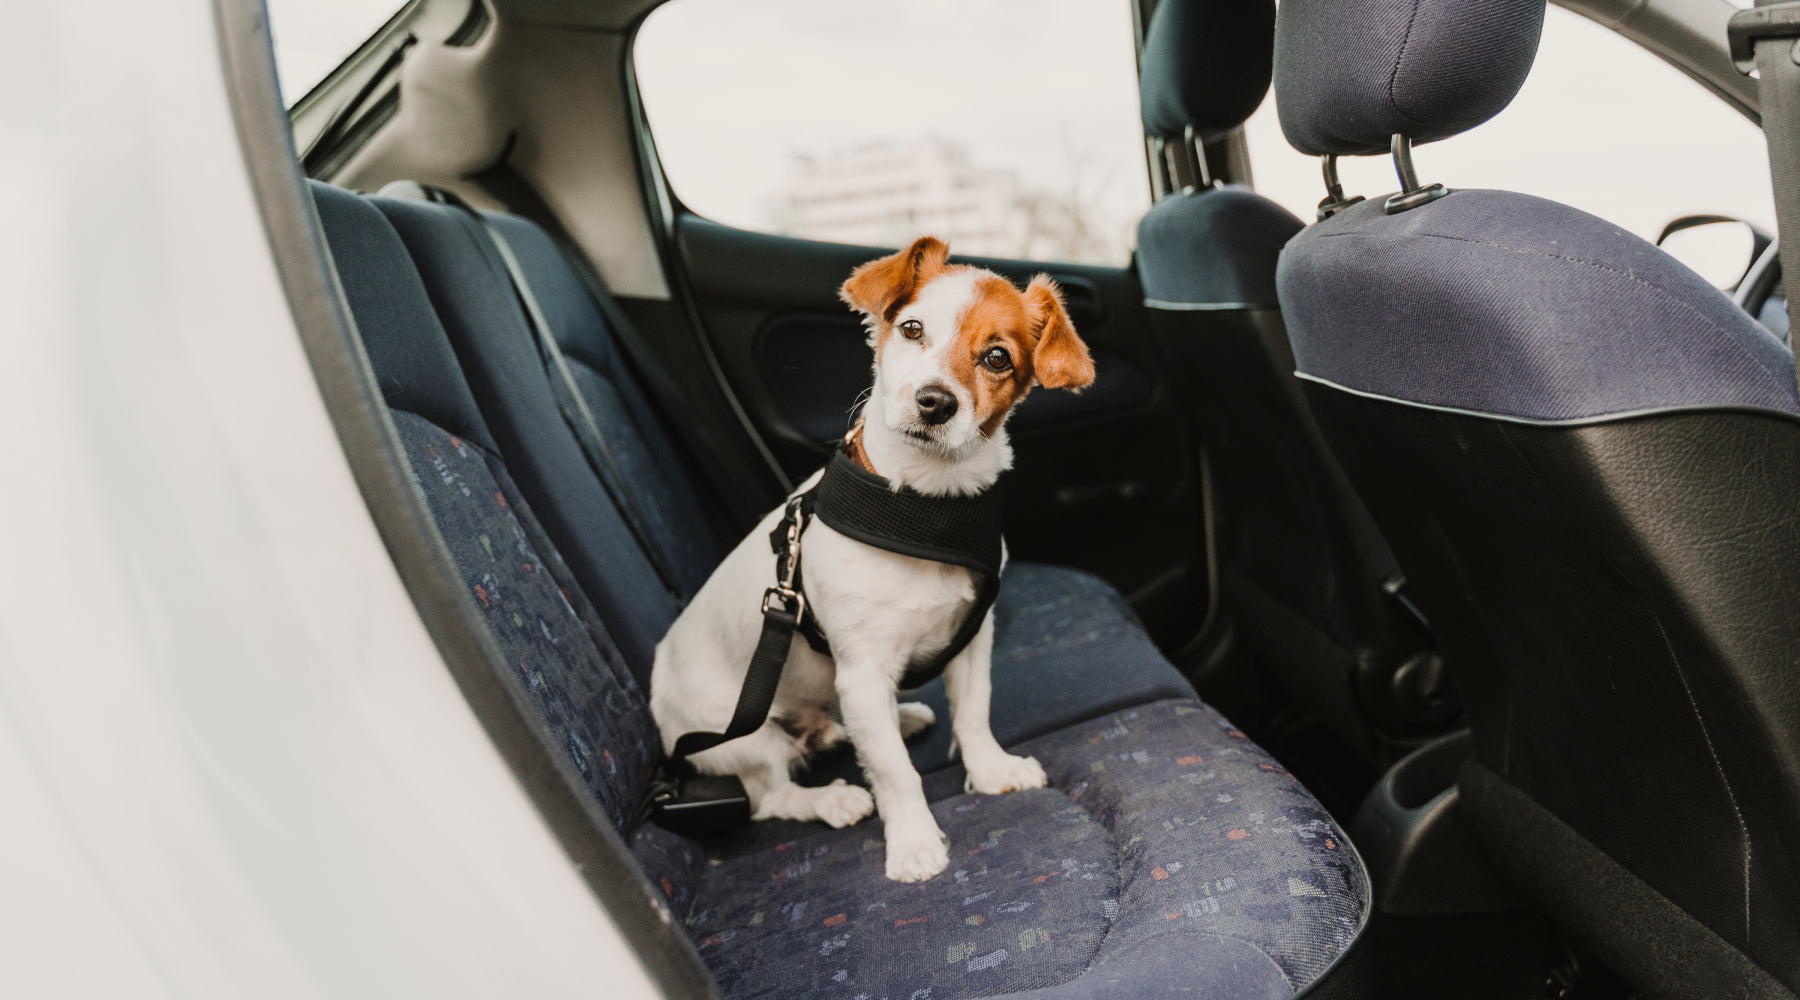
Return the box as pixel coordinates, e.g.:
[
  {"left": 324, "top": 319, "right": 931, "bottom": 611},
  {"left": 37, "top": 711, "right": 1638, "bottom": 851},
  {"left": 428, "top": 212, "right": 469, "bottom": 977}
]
[
  {"left": 1280, "top": 189, "right": 1799, "bottom": 422},
  {"left": 1272, "top": 1, "right": 1800, "bottom": 994},
  {"left": 1271, "top": 0, "right": 1544, "bottom": 157},
  {"left": 1133, "top": 0, "right": 1446, "bottom": 760}
]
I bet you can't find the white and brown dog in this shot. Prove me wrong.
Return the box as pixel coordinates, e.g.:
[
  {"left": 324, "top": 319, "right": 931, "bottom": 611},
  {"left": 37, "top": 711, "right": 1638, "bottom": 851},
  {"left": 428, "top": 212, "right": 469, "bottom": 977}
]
[{"left": 650, "top": 236, "right": 1095, "bottom": 882}]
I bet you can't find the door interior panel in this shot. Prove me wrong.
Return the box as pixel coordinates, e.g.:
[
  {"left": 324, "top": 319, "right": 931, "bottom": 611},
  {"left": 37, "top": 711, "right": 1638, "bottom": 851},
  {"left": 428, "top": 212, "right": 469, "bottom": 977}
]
[{"left": 671, "top": 213, "right": 1209, "bottom": 643}]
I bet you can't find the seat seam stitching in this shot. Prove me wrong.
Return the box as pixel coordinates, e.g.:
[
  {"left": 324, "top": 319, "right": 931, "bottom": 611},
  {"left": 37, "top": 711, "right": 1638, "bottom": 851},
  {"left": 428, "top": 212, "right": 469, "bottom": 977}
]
[
  {"left": 1385, "top": 0, "right": 1431, "bottom": 131},
  {"left": 1652, "top": 614, "right": 1753, "bottom": 942}
]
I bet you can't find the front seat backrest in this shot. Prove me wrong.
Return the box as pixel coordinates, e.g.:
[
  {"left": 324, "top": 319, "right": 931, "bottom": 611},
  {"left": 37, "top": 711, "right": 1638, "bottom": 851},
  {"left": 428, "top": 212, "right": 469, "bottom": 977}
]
[
  {"left": 1136, "top": 0, "right": 1454, "bottom": 762},
  {"left": 1272, "top": 2, "right": 1800, "bottom": 995}
]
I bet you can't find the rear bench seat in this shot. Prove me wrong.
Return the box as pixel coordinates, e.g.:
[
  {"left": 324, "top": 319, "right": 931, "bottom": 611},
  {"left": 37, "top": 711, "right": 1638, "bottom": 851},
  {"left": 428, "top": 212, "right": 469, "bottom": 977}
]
[{"left": 311, "top": 180, "right": 1369, "bottom": 998}]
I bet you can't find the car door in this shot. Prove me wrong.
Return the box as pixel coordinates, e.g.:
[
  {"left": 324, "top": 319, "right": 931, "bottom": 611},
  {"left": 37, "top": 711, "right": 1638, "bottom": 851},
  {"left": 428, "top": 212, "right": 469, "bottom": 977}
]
[{"left": 629, "top": 0, "right": 1209, "bottom": 647}]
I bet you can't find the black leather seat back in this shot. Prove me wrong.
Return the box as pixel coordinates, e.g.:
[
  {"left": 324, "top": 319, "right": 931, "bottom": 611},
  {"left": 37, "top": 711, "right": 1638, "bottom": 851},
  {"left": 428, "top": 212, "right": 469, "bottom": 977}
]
[{"left": 1272, "top": 0, "right": 1800, "bottom": 991}]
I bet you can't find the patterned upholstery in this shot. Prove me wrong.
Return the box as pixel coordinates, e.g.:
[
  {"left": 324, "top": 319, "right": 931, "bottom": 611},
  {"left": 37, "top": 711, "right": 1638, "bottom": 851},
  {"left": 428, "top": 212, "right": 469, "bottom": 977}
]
[
  {"left": 805, "top": 563, "right": 1200, "bottom": 788},
  {"left": 393, "top": 411, "right": 661, "bottom": 831},
  {"left": 313, "top": 179, "right": 1370, "bottom": 999},
  {"left": 683, "top": 700, "right": 1367, "bottom": 1000}
]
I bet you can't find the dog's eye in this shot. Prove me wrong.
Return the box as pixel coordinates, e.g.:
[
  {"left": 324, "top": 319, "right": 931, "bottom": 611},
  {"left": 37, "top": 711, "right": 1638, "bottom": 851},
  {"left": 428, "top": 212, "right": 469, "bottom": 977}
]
[
  {"left": 981, "top": 347, "right": 1012, "bottom": 373},
  {"left": 899, "top": 319, "right": 924, "bottom": 340}
]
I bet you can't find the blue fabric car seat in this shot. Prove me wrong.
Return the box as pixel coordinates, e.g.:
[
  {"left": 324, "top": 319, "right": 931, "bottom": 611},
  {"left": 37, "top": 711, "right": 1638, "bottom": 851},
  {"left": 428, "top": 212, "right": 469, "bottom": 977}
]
[
  {"left": 1134, "top": 0, "right": 1453, "bottom": 761},
  {"left": 311, "top": 179, "right": 1370, "bottom": 999},
  {"left": 1271, "top": 1, "right": 1800, "bottom": 995}
]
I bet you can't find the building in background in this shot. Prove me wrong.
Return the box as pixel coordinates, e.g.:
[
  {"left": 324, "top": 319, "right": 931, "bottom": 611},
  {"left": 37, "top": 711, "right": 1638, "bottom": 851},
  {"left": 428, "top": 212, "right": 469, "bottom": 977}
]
[{"left": 762, "top": 138, "right": 1132, "bottom": 264}]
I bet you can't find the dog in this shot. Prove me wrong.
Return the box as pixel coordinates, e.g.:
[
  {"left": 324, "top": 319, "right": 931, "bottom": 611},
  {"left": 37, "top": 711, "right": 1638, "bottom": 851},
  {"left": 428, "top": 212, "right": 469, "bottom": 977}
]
[{"left": 650, "top": 235, "right": 1095, "bottom": 882}]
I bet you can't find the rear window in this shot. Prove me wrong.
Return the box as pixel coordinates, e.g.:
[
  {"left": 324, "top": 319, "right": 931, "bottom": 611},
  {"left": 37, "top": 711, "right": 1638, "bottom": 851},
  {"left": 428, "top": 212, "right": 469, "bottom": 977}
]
[
  {"left": 632, "top": 0, "right": 1151, "bottom": 267},
  {"left": 267, "top": 0, "right": 407, "bottom": 105}
]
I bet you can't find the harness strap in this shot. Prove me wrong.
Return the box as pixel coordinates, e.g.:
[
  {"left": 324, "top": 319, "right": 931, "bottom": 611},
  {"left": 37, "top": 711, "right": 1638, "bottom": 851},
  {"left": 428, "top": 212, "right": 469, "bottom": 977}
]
[{"left": 668, "top": 494, "right": 815, "bottom": 761}]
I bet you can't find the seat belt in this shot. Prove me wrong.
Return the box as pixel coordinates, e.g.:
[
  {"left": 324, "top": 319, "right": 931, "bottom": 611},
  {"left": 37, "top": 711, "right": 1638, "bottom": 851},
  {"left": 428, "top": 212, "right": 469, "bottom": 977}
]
[
  {"left": 469, "top": 160, "right": 787, "bottom": 530},
  {"left": 432, "top": 191, "right": 689, "bottom": 601},
  {"left": 1731, "top": 0, "right": 1800, "bottom": 394}
]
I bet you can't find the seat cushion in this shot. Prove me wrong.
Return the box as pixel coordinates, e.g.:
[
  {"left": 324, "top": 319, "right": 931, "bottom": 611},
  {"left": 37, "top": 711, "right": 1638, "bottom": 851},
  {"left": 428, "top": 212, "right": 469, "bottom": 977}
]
[
  {"left": 682, "top": 698, "right": 1368, "bottom": 1000},
  {"left": 803, "top": 563, "right": 1197, "bottom": 787}
]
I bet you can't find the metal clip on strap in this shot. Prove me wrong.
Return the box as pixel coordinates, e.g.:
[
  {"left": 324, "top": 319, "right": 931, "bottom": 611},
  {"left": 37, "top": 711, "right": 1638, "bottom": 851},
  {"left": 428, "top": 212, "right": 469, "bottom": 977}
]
[{"left": 651, "top": 494, "right": 813, "bottom": 833}]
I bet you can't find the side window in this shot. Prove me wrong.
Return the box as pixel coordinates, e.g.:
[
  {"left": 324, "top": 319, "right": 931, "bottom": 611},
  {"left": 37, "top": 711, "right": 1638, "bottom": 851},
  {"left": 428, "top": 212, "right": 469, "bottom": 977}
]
[
  {"left": 1244, "top": 6, "right": 1774, "bottom": 270},
  {"left": 266, "top": 0, "right": 407, "bottom": 105},
  {"left": 632, "top": 0, "right": 1151, "bottom": 267}
]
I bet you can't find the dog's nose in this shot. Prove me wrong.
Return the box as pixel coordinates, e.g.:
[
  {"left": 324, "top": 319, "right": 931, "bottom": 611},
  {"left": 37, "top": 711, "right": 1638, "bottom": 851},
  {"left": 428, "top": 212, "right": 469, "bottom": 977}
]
[{"left": 915, "top": 384, "right": 958, "bottom": 426}]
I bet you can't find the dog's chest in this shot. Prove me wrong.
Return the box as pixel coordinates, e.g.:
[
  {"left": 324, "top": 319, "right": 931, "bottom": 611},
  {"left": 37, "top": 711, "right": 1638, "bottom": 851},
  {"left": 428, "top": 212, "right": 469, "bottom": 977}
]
[{"left": 806, "top": 524, "right": 981, "bottom": 660}]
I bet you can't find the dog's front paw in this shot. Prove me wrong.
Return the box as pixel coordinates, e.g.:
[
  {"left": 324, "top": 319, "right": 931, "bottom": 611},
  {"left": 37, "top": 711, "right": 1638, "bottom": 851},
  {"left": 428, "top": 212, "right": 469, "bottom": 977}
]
[
  {"left": 964, "top": 753, "right": 1047, "bottom": 796},
  {"left": 813, "top": 779, "right": 875, "bottom": 829},
  {"left": 897, "top": 701, "right": 936, "bottom": 740},
  {"left": 884, "top": 824, "right": 950, "bottom": 883}
]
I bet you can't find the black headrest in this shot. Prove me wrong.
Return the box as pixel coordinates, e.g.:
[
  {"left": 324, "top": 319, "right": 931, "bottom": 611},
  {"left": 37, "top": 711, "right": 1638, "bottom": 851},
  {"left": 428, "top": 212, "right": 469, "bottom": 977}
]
[
  {"left": 1273, "top": 0, "right": 1546, "bottom": 156},
  {"left": 1139, "top": 0, "right": 1277, "bottom": 142}
]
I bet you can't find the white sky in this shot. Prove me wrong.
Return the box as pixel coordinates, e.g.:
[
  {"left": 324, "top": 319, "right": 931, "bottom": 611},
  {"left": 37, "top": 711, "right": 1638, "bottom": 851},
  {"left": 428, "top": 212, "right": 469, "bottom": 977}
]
[{"left": 271, "top": 0, "right": 1777, "bottom": 275}]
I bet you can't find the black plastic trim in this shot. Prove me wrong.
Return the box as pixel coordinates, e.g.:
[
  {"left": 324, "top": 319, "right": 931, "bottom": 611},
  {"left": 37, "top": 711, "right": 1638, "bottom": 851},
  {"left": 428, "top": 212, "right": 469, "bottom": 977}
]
[
  {"left": 445, "top": 0, "right": 491, "bottom": 46},
  {"left": 211, "top": 2, "right": 719, "bottom": 996},
  {"left": 306, "top": 85, "right": 399, "bottom": 180}
]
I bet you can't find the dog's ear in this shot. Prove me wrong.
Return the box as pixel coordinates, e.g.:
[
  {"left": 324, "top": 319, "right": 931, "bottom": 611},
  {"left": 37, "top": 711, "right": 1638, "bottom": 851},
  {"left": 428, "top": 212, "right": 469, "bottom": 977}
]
[
  {"left": 1024, "top": 275, "right": 1095, "bottom": 391},
  {"left": 839, "top": 236, "right": 951, "bottom": 323}
]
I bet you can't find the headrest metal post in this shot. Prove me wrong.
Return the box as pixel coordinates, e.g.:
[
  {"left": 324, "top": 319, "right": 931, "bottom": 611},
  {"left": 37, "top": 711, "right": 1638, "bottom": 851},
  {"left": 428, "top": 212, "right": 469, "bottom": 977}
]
[
  {"left": 1149, "top": 136, "right": 1175, "bottom": 199},
  {"left": 1316, "top": 155, "right": 1364, "bottom": 220},
  {"left": 1182, "top": 125, "right": 1213, "bottom": 192},
  {"left": 1384, "top": 133, "right": 1449, "bottom": 215}
]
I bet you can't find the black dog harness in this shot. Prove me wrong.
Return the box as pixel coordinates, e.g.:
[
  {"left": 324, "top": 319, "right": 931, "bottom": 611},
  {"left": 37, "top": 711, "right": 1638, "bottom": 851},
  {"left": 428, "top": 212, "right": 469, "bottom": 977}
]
[{"left": 648, "top": 442, "right": 1004, "bottom": 833}]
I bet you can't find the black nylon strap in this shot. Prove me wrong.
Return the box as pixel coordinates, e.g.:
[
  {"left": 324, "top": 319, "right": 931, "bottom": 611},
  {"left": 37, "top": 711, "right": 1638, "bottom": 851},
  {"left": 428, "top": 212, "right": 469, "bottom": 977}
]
[
  {"left": 666, "top": 496, "right": 813, "bottom": 761},
  {"left": 1747, "top": 0, "right": 1800, "bottom": 393},
  {"left": 812, "top": 451, "right": 1005, "bottom": 576},
  {"left": 811, "top": 450, "right": 1004, "bottom": 689},
  {"left": 433, "top": 190, "right": 687, "bottom": 601},
  {"left": 668, "top": 604, "right": 801, "bottom": 760}
]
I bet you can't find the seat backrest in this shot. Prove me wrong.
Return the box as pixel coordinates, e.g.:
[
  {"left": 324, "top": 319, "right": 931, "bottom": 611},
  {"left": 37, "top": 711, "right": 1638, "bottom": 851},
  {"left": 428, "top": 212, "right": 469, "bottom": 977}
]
[
  {"left": 370, "top": 194, "right": 715, "bottom": 679},
  {"left": 1271, "top": 3, "right": 1800, "bottom": 994},
  {"left": 1134, "top": 0, "right": 1450, "bottom": 758},
  {"left": 310, "top": 181, "right": 706, "bottom": 912}
]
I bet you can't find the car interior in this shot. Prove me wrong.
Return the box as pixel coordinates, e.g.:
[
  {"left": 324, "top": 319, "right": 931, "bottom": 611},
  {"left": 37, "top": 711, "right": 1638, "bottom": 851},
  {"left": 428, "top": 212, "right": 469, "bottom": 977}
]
[{"left": 227, "top": 0, "right": 1800, "bottom": 995}]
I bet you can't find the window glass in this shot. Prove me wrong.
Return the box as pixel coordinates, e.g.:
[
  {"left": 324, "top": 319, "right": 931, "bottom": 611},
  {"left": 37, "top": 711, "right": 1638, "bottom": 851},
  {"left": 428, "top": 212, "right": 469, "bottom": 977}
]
[
  {"left": 1244, "top": 6, "right": 1774, "bottom": 256},
  {"left": 267, "top": 0, "right": 406, "bottom": 105},
  {"left": 633, "top": 0, "right": 1151, "bottom": 266}
]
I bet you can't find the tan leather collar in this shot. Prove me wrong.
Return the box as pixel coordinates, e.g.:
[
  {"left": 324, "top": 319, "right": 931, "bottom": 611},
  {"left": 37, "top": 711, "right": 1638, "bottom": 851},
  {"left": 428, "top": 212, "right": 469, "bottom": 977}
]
[{"left": 843, "top": 420, "right": 876, "bottom": 473}]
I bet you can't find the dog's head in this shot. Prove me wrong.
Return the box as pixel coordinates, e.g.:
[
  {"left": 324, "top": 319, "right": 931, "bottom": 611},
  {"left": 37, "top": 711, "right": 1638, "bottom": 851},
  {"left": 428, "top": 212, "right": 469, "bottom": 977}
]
[{"left": 839, "top": 236, "right": 1095, "bottom": 454}]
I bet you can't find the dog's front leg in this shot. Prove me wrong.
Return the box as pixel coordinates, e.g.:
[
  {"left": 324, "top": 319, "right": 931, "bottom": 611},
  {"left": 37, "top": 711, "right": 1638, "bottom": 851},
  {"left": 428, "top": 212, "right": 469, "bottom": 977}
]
[
  {"left": 834, "top": 659, "right": 948, "bottom": 882},
  {"left": 945, "top": 611, "right": 1048, "bottom": 796}
]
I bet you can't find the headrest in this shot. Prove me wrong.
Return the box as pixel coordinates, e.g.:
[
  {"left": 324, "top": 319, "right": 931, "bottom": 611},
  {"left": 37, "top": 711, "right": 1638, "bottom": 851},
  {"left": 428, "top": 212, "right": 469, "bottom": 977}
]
[
  {"left": 1139, "top": 0, "right": 1277, "bottom": 142},
  {"left": 1273, "top": 0, "right": 1546, "bottom": 156}
]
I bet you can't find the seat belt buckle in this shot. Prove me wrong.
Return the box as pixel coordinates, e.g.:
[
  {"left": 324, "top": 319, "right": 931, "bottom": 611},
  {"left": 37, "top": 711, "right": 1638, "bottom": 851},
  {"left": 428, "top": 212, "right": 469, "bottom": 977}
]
[
  {"left": 647, "top": 772, "right": 753, "bottom": 834},
  {"left": 1728, "top": 2, "right": 1800, "bottom": 75}
]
